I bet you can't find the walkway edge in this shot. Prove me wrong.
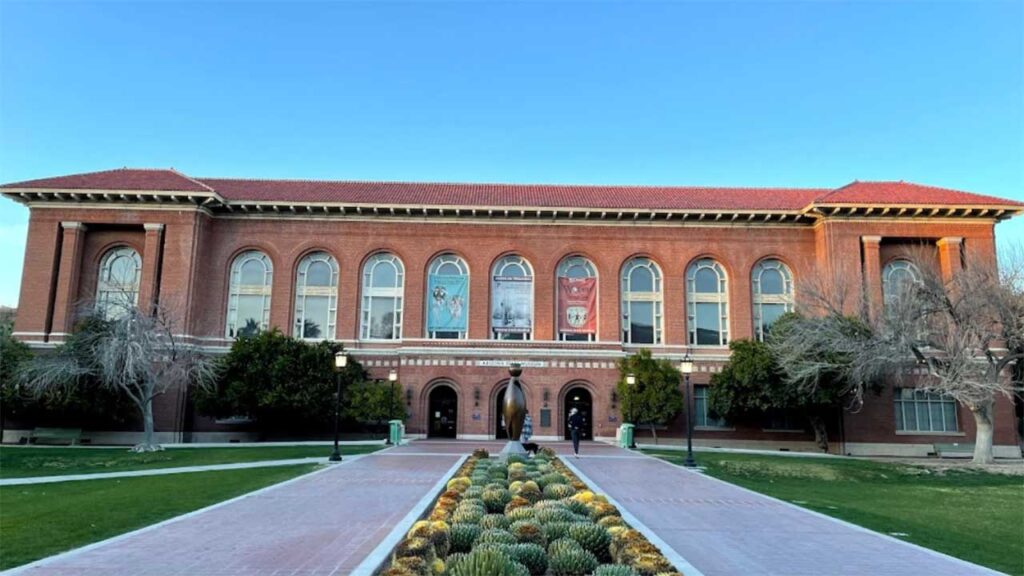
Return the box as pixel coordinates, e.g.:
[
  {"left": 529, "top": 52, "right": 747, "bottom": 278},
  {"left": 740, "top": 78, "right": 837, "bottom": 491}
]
[
  {"left": 349, "top": 454, "right": 468, "bottom": 576},
  {"left": 560, "top": 458, "right": 706, "bottom": 576},
  {"left": 0, "top": 457, "right": 333, "bottom": 486},
  {"left": 641, "top": 452, "right": 1006, "bottom": 576},
  {"left": 0, "top": 454, "right": 370, "bottom": 576}
]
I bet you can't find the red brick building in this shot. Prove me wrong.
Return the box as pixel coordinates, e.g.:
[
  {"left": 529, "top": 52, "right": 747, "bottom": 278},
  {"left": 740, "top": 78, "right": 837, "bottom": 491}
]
[{"left": 3, "top": 168, "right": 1022, "bottom": 456}]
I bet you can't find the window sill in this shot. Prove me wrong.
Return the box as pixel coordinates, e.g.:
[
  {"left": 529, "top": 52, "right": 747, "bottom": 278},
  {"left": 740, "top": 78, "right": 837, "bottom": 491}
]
[
  {"left": 695, "top": 426, "right": 735, "bottom": 432},
  {"left": 761, "top": 428, "right": 806, "bottom": 434},
  {"left": 894, "top": 430, "right": 965, "bottom": 436}
]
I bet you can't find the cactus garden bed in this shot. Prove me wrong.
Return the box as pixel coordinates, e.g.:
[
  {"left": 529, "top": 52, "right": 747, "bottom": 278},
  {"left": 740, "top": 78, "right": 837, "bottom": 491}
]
[{"left": 380, "top": 447, "right": 683, "bottom": 576}]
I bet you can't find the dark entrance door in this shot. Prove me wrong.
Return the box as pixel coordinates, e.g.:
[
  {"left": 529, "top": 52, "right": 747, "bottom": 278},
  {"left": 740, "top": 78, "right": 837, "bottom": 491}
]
[
  {"left": 495, "top": 387, "right": 508, "bottom": 439},
  {"left": 564, "top": 387, "right": 593, "bottom": 440},
  {"left": 428, "top": 385, "right": 458, "bottom": 438}
]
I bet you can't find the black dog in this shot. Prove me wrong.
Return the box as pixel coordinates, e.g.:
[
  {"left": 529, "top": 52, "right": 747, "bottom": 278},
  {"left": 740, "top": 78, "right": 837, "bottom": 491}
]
[{"left": 521, "top": 442, "right": 539, "bottom": 456}]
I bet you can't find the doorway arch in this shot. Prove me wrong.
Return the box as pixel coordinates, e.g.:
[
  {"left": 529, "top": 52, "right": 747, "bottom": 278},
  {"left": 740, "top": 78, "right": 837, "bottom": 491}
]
[
  {"left": 428, "top": 384, "right": 458, "bottom": 438},
  {"left": 563, "top": 386, "right": 593, "bottom": 440},
  {"left": 495, "top": 387, "right": 508, "bottom": 439}
]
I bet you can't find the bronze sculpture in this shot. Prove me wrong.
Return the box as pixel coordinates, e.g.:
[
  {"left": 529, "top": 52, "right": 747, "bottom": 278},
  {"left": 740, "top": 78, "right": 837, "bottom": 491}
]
[{"left": 502, "top": 363, "right": 527, "bottom": 442}]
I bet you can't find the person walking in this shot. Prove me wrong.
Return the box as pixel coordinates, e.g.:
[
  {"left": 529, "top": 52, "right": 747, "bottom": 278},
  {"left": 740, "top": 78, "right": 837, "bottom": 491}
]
[{"left": 568, "top": 408, "right": 583, "bottom": 457}]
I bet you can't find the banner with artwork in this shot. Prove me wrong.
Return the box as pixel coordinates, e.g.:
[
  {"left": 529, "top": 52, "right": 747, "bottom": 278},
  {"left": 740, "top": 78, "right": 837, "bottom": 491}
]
[
  {"left": 491, "top": 276, "right": 533, "bottom": 333},
  {"left": 558, "top": 277, "right": 597, "bottom": 334},
  {"left": 427, "top": 274, "right": 468, "bottom": 332}
]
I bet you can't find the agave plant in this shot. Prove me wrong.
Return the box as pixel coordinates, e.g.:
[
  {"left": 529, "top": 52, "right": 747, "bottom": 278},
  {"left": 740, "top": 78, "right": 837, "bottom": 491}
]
[
  {"left": 444, "top": 549, "right": 529, "bottom": 576},
  {"left": 548, "top": 546, "right": 599, "bottom": 576},
  {"left": 568, "top": 523, "right": 611, "bottom": 561},
  {"left": 449, "top": 524, "right": 482, "bottom": 554},
  {"left": 508, "top": 543, "right": 548, "bottom": 576}
]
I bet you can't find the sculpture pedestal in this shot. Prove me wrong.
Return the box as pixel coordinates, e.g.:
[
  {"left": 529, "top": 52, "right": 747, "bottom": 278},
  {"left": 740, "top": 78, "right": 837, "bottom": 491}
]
[{"left": 498, "top": 440, "right": 528, "bottom": 461}]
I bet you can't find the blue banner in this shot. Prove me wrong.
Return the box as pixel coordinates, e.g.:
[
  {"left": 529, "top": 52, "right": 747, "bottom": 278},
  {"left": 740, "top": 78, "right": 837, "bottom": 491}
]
[{"left": 427, "top": 274, "right": 469, "bottom": 332}]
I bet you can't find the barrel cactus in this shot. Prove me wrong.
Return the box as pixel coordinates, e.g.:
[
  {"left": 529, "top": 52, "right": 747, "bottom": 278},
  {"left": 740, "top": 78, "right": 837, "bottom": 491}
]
[
  {"left": 594, "top": 565, "right": 640, "bottom": 576},
  {"left": 616, "top": 541, "right": 661, "bottom": 566},
  {"left": 548, "top": 547, "right": 599, "bottom": 576},
  {"left": 482, "top": 488, "right": 512, "bottom": 513},
  {"left": 506, "top": 505, "right": 535, "bottom": 521},
  {"left": 509, "top": 520, "right": 546, "bottom": 547},
  {"left": 479, "top": 514, "right": 511, "bottom": 531},
  {"left": 598, "top": 516, "right": 626, "bottom": 528},
  {"left": 509, "top": 543, "right": 548, "bottom": 576},
  {"left": 630, "top": 553, "right": 675, "bottom": 576},
  {"left": 443, "top": 549, "right": 529, "bottom": 576},
  {"left": 393, "top": 556, "right": 431, "bottom": 576},
  {"left": 537, "top": 472, "right": 566, "bottom": 488},
  {"left": 534, "top": 507, "right": 575, "bottom": 525},
  {"left": 515, "top": 483, "right": 542, "bottom": 504},
  {"left": 475, "top": 528, "right": 517, "bottom": 546},
  {"left": 587, "top": 501, "right": 620, "bottom": 521},
  {"left": 447, "top": 477, "right": 472, "bottom": 493},
  {"left": 562, "top": 499, "right": 590, "bottom": 516},
  {"left": 407, "top": 520, "right": 451, "bottom": 558},
  {"left": 504, "top": 496, "right": 531, "bottom": 515},
  {"left": 394, "top": 537, "right": 437, "bottom": 564},
  {"left": 568, "top": 523, "right": 611, "bottom": 560},
  {"left": 451, "top": 506, "right": 485, "bottom": 525},
  {"left": 450, "top": 524, "right": 481, "bottom": 553},
  {"left": 544, "top": 483, "right": 576, "bottom": 499}
]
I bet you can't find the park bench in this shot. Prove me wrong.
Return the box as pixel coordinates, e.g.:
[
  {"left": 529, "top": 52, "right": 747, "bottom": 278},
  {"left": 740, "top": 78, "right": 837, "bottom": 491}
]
[
  {"left": 933, "top": 443, "right": 974, "bottom": 459},
  {"left": 28, "top": 427, "right": 82, "bottom": 446}
]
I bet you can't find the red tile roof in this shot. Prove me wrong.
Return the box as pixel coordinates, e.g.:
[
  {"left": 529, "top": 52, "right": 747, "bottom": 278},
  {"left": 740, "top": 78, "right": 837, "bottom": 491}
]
[{"left": 3, "top": 168, "right": 1021, "bottom": 211}]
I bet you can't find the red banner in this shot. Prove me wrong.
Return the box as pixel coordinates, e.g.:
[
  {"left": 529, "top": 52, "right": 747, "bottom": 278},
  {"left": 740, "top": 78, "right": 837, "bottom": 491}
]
[{"left": 558, "top": 277, "right": 597, "bottom": 334}]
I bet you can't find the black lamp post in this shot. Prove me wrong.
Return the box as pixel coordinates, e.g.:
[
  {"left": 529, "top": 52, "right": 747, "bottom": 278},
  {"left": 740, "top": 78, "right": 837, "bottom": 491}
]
[
  {"left": 625, "top": 373, "right": 637, "bottom": 449},
  {"left": 330, "top": 351, "right": 347, "bottom": 462},
  {"left": 679, "top": 352, "right": 696, "bottom": 468},
  {"left": 386, "top": 369, "right": 398, "bottom": 445}
]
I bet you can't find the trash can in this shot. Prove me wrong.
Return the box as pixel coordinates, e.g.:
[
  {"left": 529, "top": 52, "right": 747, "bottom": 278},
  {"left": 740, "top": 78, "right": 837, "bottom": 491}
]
[
  {"left": 389, "top": 420, "right": 404, "bottom": 446},
  {"left": 619, "top": 423, "right": 635, "bottom": 449}
]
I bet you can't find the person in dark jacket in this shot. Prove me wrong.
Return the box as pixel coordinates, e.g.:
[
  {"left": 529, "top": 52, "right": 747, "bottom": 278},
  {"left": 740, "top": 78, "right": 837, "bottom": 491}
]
[{"left": 568, "top": 408, "right": 584, "bottom": 457}]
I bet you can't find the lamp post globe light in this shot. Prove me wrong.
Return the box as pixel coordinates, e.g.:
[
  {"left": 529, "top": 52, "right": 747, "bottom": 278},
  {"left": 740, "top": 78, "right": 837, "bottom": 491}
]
[
  {"left": 625, "top": 373, "right": 637, "bottom": 449},
  {"left": 679, "top": 352, "right": 696, "bottom": 468},
  {"left": 330, "top": 351, "right": 348, "bottom": 462},
  {"left": 386, "top": 369, "right": 398, "bottom": 445}
]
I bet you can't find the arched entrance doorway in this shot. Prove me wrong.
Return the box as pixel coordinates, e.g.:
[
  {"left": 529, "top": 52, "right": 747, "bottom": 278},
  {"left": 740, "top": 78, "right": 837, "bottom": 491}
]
[
  {"left": 495, "top": 387, "right": 508, "bottom": 439},
  {"left": 563, "top": 386, "right": 593, "bottom": 440},
  {"left": 428, "top": 385, "right": 458, "bottom": 438}
]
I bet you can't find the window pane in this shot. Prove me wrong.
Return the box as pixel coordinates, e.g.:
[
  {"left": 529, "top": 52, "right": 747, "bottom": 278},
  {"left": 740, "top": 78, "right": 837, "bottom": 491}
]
[
  {"left": 929, "top": 402, "right": 944, "bottom": 432},
  {"left": 943, "top": 402, "right": 957, "bottom": 431},
  {"left": 109, "top": 254, "right": 138, "bottom": 286},
  {"left": 695, "top": 302, "right": 721, "bottom": 345},
  {"left": 236, "top": 295, "right": 265, "bottom": 337},
  {"left": 301, "top": 296, "right": 329, "bottom": 338},
  {"left": 239, "top": 259, "right": 265, "bottom": 285},
  {"left": 629, "top": 266, "right": 653, "bottom": 292},
  {"left": 760, "top": 268, "right": 784, "bottom": 294},
  {"left": 894, "top": 401, "right": 905, "bottom": 430},
  {"left": 760, "top": 304, "right": 787, "bottom": 335},
  {"left": 369, "top": 297, "right": 396, "bottom": 339},
  {"left": 437, "top": 261, "right": 460, "bottom": 275},
  {"left": 916, "top": 402, "right": 930, "bottom": 431},
  {"left": 504, "top": 263, "right": 527, "bottom": 277},
  {"left": 904, "top": 399, "right": 918, "bottom": 430},
  {"left": 306, "top": 261, "right": 332, "bottom": 287},
  {"left": 694, "top": 268, "right": 719, "bottom": 293},
  {"left": 629, "top": 301, "right": 654, "bottom": 344},
  {"left": 371, "top": 262, "right": 397, "bottom": 288}
]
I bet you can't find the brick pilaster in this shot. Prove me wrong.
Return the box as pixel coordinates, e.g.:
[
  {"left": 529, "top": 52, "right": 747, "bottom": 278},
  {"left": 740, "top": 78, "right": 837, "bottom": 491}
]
[
  {"left": 861, "top": 235, "right": 883, "bottom": 320},
  {"left": 138, "top": 223, "right": 165, "bottom": 314},
  {"left": 50, "top": 222, "right": 87, "bottom": 337},
  {"left": 936, "top": 237, "right": 963, "bottom": 283}
]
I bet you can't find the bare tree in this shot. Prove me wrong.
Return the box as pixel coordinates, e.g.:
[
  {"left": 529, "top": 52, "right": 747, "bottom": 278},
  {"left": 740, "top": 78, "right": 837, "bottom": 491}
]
[{"left": 20, "top": 297, "right": 218, "bottom": 451}]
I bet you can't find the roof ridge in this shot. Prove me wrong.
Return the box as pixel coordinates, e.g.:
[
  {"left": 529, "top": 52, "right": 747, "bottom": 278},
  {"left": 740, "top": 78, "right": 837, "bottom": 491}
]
[
  {"left": 167, "top": 168, "right": 216, "bottom": 193},
  {"left": 197, "top": 175, "right": 828, "bottom": 192}
]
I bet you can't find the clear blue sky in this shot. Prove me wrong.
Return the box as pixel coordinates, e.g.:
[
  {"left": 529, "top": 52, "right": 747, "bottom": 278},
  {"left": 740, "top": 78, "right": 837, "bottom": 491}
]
[{"left": 1, "top": 1, "right": 1021, "bottom": 307}]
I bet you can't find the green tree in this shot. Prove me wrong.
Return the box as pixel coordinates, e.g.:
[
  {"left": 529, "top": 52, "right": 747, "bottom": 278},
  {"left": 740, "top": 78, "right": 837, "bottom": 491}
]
[
  {"left": 616, "top": 349, "right": 684, "bottom": 443},
  {"left": 1, "top": 320, "right": 33, "bottom": 436},
  {"left": 195, "top": 329, "right": 372, "bottom": 435},
  {"left": 344, "top": 380, "right": 405, "bottom": 429}
]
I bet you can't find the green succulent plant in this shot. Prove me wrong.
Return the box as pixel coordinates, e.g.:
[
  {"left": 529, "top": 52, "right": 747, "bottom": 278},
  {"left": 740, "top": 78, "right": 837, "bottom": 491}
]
[
  {"left": 394, "top": 537, "right": 437, "bottom": 564},
  {"left": 537, "top": 473, "right": 566, "bottom": 488},
  {"left": 568, "top": 523, "right": 612, "bottom": 560},
  {"left": 475, "top": 528, "right": 517, "bottom": 546},
  {"left": 534, "top": 508, "right": 576, "bottom": 525},
  {"left": 541, "top": 521, "right": 574, "bottom": 542},
  {"left": 598, "top": 516, "right": 626, "bottom": 528},
  {"left": 479, "top": 514, "right": 511, "bottom": 530},
  {"left": 481, "top": 488, "right": 513, "bottom": 513},
  {"left": 451, "top": 507, "right": 485, "bottom": 525},
  {"left": 450, "top": 524, "right": 482, "bottom": 553},
  {"left": 630, "top": 553, "right": 675, "bottom": 576},
  {"left": 508, "top": 543, "right": 548, "bottom": 576},
  {"left": 594, "top": 565, "right": 640, "bottom": 576},
  {"left": 392, "top": 556, "right": 431, "bottom": 576},
  {"left": 562, "top": 499, "right": 590, "bottom": 516},
  {"left": 465, "top": 486, "right": 484, "bottom": 499},
  {"left": 544, "top": 484, "right": 576, "bottom": 499},
  {"left": 506, "top": 507, "right": 536, "bottom": 521},
  {"left": 443, "top": 549, "right": 529, "bottom": 576},
  {"left": 509, "top": 520, "right": 546, "bottom": 547},
  {"left": 548, "top": 547, "right": 599, "bottom": 576},
  {"left": 533, "top": 500, "right": 567, "bottom": 511},
  {"left": 547, "top": 537, "right": 584, "bottom": 557}
]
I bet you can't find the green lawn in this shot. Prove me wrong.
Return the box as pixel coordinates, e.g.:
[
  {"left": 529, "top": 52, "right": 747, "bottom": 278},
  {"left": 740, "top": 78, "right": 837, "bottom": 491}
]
[
  {"left": 0, "top": 464, "right": 318, "bottom": 570},
  {"left": 0, "top": 444, "right": 381, "bottom": 478},
  {"left": 646, "top": 450, "right": 1024, "bottom": 576}
]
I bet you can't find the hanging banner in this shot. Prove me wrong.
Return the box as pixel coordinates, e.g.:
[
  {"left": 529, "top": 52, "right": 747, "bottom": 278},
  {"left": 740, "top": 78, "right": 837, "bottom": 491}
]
[
  {"left": 427, "top": 274, "right": 469, "bottom": 332},
  {"left": 491, "top": 276, "right": 533, "bottom": 333},
  {"left": 558, "top": 277, "right": 597, "bottom": 334}
]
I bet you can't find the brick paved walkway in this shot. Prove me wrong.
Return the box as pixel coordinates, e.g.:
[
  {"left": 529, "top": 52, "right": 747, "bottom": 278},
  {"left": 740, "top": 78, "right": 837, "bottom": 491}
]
[
  {"left": 566, "top": 449, "right": 1001, "bottom": 576},
  {"left": 10, "top": 452, "right": 461, "bottom": 576}
]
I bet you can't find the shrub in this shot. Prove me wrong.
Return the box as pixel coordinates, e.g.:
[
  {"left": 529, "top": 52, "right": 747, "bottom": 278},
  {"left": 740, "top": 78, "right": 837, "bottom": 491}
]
[
  {"left": 443, "top": 549, "right": 529, "bottom": 576},
  {"left": 544, "top": 484, "right": 576, "bottom": 499},
  {"left": 549, "top": 547, "right": 599, "bottom": 576},
  {"left": 479, "top": 514, "right": 511, "bottom": 530},
  {"left": 509, "top": 543, "right": 548, "bottom": 576},
  {"left": 450, "top": 524, "right": 481, "bottom": 553},
  {"left": 482, "top": 488, "right": 512, "bottom": 513},
  {"left": 509, "top": 521, "right": 546, "bottom": 547},
  {"left": 594, "top": 565, "right": 640, "bottom": 576},
  {"left": 475, "top": 528, "right": 517, "bottom": 546},
  {"left": 568, "top": 523, "right": 612, "bottom": 561}
]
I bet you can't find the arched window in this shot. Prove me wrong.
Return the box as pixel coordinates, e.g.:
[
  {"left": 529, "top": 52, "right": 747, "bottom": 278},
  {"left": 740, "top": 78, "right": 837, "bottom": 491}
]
[
  {"left": 426, "top": 253, "right": 469, "bottom": 339},
  {"left": 752, "top": 259, "right": 794, "bottom": 341},
  {"left": 226, "top": 250, "right": 273, "bottom": 338},
  {"left": 491, "top": 255, "right": 534, "bottom": 340},
  {"left": 361, "top": 253, "right": 404, "bottom": 340},
  {"left": 557, "top": 256, "right": 598, "bottom": 342},
  {"left": 882, "top": 259, "right": 921, "bottom": 302},
  {"left": 621, "top": 257, "right": 662, "bottom": 344},
  {"left": 96, "top": 246, "right": 142, "bottom": 319},
  {"left": 293, "top": 251, "right": 338, "bottom": 340},
  {"left": 687, "top": 258, "right": 729, "bottom": 346}
]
